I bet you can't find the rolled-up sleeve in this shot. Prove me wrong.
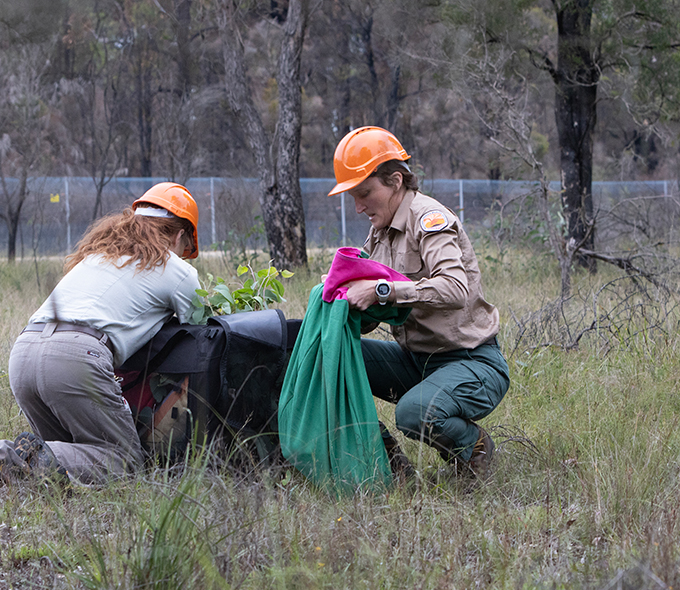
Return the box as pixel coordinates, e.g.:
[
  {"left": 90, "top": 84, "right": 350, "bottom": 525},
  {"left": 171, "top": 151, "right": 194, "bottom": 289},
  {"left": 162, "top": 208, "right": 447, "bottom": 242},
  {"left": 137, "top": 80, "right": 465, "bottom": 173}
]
[
  {"left": 171, "top": 266, "right": 201, "bottom": 324},
  {"left": 394, "top": 224, "right": 469, "bottom": 309}
]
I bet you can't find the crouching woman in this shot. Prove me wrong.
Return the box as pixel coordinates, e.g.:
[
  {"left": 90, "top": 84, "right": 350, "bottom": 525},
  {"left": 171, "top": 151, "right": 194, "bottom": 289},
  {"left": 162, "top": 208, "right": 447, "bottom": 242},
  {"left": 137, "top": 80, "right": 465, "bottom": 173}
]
[
  {"left": 329, "top": 127, "right": 510, "bottom": 477},
  {"left": 2, "top": 182, "right": 201, "bottom": 484}
]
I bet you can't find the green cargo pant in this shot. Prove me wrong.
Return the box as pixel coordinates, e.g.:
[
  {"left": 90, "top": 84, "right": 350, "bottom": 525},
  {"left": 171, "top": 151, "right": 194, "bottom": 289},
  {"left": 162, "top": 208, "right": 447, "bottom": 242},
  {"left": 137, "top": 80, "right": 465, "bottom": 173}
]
[{"left": 361, "top": 338, "right": 510, "bottom": 461}]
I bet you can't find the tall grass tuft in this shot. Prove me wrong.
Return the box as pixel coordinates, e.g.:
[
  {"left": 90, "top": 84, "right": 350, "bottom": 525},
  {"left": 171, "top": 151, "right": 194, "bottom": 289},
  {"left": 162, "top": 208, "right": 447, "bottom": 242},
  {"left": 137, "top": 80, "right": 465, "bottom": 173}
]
[{"left": 53, "top": 449, "right": 229, "bottom": 589}]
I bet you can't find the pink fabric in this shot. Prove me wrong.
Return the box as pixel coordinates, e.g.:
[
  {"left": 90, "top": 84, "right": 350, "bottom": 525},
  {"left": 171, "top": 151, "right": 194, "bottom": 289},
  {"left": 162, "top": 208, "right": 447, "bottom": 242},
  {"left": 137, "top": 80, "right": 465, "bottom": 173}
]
[{"left": 322, "top": 247, "right": 410, "bottom": 302}]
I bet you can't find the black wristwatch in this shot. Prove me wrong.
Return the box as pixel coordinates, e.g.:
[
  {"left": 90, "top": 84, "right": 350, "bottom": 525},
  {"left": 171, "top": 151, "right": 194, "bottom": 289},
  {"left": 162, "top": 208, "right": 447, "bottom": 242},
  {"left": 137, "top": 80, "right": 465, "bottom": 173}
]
[{"left": 375, "top": 279, "right": 392, "bottom": 305}]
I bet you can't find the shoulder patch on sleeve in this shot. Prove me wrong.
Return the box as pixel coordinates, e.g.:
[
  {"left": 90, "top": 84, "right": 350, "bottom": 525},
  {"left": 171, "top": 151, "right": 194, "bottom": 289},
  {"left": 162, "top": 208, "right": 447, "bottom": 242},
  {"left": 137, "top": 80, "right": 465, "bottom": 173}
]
[{"left": 419, "top": 210, "right": 449, "bottom": 232}]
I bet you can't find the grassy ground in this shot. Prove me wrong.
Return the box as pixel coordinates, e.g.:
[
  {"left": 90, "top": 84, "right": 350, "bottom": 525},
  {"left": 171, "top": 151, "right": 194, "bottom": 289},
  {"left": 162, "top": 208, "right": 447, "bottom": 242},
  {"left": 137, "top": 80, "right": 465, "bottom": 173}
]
[{"left": 0, "top": 247, "right": 679, "bottom": 589}]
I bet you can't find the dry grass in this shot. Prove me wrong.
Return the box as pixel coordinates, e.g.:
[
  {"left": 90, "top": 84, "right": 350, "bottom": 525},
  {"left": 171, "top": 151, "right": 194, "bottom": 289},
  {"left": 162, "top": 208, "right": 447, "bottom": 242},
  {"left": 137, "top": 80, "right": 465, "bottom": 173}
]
[{"left": 1, "top": 248, "right": 679, "bottom": 589}]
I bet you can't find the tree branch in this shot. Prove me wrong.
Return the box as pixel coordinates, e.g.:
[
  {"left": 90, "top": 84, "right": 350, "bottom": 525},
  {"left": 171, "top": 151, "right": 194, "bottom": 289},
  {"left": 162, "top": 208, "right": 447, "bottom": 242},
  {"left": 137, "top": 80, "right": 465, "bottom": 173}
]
[{"left": 580, "top": 248, "right": 670, "bottom": 293}]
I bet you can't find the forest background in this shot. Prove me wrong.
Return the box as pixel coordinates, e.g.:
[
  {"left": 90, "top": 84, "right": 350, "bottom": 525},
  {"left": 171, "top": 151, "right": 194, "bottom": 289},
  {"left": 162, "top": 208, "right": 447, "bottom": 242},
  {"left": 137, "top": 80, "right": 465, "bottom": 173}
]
[{"left": 2, "top": 0, "right": 680, "bottom": 277}]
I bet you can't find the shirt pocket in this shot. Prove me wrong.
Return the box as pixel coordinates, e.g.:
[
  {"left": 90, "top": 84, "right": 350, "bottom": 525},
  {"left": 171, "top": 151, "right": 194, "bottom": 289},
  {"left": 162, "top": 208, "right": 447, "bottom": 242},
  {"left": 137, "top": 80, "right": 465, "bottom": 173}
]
[{"left": 398, "top": 249, "right": 424, "bottom": 278}]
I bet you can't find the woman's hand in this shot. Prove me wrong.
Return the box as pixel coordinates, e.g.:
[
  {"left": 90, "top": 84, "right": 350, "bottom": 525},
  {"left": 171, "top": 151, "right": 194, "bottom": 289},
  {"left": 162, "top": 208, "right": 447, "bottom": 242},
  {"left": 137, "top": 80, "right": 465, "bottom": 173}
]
[{"left": 345, "top": 280, "right": 380, "bottom": 311}]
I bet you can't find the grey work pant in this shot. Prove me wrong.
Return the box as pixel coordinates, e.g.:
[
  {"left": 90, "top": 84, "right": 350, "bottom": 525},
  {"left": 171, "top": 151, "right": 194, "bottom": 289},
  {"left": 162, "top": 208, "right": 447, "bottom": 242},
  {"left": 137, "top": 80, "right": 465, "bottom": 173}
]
[
  {"left": 7, "top": 330, "right": 144, "bottom": 484},
  {"left": 361, "top": 339, "right": 510, "bottom": 462}
]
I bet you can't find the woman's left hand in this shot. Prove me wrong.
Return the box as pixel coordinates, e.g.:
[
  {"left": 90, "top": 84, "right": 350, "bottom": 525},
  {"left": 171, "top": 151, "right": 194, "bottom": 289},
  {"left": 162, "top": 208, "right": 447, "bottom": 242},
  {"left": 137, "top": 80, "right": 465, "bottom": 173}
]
[{"left": 345, "top": 280, "right": 378, "bottom": 311}]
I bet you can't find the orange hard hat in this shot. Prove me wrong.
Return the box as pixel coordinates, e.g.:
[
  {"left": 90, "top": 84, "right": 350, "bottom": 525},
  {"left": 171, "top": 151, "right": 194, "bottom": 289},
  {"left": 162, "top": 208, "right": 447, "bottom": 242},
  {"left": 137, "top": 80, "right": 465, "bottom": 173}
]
[
  {"left": 132, "top": 182, "right": 199, "bottom": 259},
  {"left": 328, "top": 126, "right": 410, "bottom": 196}
]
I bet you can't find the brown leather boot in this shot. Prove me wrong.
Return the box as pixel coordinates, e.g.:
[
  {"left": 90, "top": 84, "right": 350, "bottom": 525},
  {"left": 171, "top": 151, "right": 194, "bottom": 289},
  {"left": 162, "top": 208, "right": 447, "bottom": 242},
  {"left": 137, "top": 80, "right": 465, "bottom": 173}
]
[
  {"left": 379, "top": 422, "right": 415, "bottom": 481},
  {"left": 467, "top": 424, "right": 494, "bottom": 478}
]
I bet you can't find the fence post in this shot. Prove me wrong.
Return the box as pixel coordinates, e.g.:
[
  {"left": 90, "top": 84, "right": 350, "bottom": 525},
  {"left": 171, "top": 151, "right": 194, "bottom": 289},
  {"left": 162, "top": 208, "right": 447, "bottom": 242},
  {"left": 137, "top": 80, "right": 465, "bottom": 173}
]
[
  {"left": 65, "top": 177, "right": 71, "bottom": 253},
  {"left": 210, "top": 177, "right": 216, "bottom": 245},
  {"left": 459, "top": 179, "right": 464, "bottom": 223},
  {"left": 341, "top": 192, "right": 347, "bottom": 247}
]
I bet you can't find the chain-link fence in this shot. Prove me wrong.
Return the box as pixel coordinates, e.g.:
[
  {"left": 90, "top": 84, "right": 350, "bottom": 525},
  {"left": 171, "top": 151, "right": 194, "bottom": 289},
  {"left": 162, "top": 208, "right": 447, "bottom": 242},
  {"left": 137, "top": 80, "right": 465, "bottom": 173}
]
[{"left": 1, "top": 176, "right": 678, "bottom": 257}]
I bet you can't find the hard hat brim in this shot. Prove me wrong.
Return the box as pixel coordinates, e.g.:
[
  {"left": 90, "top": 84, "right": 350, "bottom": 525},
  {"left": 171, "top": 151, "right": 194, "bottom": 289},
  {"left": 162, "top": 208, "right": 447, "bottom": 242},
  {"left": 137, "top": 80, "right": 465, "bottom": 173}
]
[{"left": 328, "top": 177, "right": 365, "bottom": 196}]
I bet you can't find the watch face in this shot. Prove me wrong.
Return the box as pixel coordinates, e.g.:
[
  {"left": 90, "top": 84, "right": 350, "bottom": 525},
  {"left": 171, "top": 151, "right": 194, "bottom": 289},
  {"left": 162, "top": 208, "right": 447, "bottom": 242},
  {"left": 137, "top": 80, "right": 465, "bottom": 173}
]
[{"left": 377, "top": 283, "right": 390, "bottom": 296}]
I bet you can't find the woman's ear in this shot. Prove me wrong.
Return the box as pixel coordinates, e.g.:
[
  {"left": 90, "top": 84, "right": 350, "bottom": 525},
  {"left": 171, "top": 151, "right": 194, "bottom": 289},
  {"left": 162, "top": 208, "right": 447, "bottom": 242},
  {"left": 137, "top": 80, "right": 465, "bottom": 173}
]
[
  {"left": 171, "top": 229, "right": 186, "bottom": 256},
  {"left": 391, "top": 171, "right": 404, "bottom": 190}
]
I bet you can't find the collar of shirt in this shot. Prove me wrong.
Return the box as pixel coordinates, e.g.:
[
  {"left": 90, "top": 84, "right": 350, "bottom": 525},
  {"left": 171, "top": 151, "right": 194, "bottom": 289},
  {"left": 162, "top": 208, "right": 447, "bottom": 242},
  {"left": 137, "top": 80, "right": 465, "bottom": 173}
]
[{"left": 384, "top": 189, "right": 416, "bottom": 235}]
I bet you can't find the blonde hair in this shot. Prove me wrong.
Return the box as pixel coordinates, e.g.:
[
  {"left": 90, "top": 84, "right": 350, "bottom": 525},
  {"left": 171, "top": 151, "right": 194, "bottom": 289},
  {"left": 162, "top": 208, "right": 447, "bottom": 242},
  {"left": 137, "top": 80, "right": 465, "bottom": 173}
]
[{"left": 64, "top": 207, "right": 194, "bottom": 273}]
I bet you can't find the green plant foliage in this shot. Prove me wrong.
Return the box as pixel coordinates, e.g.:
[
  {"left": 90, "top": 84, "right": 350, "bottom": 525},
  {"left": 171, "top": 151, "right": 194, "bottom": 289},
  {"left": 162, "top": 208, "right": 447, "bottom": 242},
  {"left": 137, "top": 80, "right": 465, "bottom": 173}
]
[{"left": 190, "top": 263, "right": 294, "bottom": 324}]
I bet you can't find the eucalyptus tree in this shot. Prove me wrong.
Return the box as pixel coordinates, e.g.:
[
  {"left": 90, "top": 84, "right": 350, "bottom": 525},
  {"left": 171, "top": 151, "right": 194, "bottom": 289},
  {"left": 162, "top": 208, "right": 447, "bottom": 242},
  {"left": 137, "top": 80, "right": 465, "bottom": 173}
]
[
  {"left": 443, "top": 0, "right": 680, "bottom": 275},
  {"left": 216, "top": 0, "right": 309, "bottom": 269}
]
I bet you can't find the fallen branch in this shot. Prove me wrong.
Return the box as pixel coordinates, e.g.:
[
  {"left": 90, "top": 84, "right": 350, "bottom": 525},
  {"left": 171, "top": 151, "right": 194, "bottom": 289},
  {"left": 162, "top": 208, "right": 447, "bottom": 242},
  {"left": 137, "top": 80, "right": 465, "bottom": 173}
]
[{"left": 580, "top": 247, "right": 670, "bottom": 294}]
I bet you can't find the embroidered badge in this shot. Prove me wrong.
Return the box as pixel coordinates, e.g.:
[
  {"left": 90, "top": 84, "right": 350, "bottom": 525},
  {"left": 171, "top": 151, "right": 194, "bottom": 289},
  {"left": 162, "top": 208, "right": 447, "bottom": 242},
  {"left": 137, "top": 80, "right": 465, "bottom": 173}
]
[
  {"left": 420, "top": 210, "right": 448, "bottom": 232},
  {"left": 87, "top": 350, "right": 100, "bottom": 358}
]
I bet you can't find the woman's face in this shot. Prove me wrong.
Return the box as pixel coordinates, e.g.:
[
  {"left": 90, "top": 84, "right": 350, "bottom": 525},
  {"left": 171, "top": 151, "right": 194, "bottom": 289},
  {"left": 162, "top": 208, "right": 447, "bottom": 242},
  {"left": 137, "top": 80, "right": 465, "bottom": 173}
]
[{"left": 349, "top": 174, "right": 404, "bottom": 230}]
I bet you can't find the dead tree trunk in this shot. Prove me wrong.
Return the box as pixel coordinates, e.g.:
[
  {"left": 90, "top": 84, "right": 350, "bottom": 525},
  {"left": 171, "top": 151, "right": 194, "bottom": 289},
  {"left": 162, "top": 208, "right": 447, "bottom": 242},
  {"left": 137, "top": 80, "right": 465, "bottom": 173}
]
[
  {"left": 218, "top": 0, "right": 308, "bottom": 269},
  {"left": 1, "top": 170, "right": 29, "bottom": 264},
  {"left": 552, "top": 0, "right": 598, "bottom": 272}
]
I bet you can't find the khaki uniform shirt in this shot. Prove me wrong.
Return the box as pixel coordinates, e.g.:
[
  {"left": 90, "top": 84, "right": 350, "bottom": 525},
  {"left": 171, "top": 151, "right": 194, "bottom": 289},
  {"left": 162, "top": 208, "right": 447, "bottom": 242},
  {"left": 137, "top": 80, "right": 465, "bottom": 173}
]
[{"left": 363, "top": 190, "right": 499, "bottom": 353}]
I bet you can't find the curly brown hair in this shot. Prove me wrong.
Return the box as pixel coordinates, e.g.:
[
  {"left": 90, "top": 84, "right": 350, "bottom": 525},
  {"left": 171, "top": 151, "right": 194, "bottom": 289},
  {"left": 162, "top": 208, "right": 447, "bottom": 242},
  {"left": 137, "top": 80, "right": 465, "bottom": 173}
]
[{"left": 64, "top": 207, "right": 194, "bottom": 273}]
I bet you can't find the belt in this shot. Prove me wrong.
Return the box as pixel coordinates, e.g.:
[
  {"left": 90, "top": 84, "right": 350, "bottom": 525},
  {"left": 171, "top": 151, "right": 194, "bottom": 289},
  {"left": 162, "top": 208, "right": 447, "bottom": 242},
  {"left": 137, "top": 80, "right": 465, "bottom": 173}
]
[{"left": 22, "top": 322, "right": 114, "bottom": 355}]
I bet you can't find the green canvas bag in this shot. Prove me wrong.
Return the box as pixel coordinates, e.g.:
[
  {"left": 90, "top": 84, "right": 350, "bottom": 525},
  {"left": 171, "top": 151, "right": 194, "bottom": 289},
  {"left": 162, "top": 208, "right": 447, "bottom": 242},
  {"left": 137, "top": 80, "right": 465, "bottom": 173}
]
[{"left": 278, "top": 283, "right": 410, "bottom": 494}]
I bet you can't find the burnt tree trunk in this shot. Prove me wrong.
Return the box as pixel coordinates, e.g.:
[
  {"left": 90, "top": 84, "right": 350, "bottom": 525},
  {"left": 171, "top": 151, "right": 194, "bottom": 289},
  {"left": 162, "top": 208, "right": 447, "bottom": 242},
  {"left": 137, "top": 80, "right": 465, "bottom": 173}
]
[
  {"left": 2, "top": 170, "right": 29, "bottom": 263},
  {"left": 553, "top": 0, "right": 598, "bottom": 272},
  {"left": 385, "top": 64, "right": 401, "bottom": 132},
  {"left": 361, "top": 12, "right": 383, "bottom": 127},
  {"left": 134, "top": 36, "right": 154, "bottom": 178},
  {"left": 219, "top": 0, "right": 308, "bottom": 269},
  {"left": 272, "top": 0, "right": 308, "bottom": 268},
  {"left": 7, "top": 211, "right": 20, "bottom": 263},
  {"left": 334, "top": 0, "right": 351, "bottom": 142},
  {"left": 173, "top": 0, "right": 193, "bottom": 99}
]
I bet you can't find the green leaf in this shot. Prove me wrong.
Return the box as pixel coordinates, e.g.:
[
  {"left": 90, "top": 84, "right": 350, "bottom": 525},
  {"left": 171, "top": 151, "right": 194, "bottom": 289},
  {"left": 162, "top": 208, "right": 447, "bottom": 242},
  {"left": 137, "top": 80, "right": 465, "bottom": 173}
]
[
  {"left": 270, "top": 279, "right": 284, "bottom": 297},
  {"left": 195, "top": 288, "right": 209, "bottom": 297},
  {"left": 191, "top": 307, "right": 207, "bottom": 325},
  {"left": 264, "top": 288, "right": 282, "bottom": 303},
  {"left": 214, "top": 284, "right": 235, "bottom": 303},
  {"left": 257, "top": 267, "right": 278, "bottom": 279},
  {"left": 237, "top": 265, "right": 249, "bottom": 276},
  {"left": 208, "top": 293, "right": 227, "bottom": 306},
  {"left": 281, "top": 270, "right": 294, "bottom": 278}
]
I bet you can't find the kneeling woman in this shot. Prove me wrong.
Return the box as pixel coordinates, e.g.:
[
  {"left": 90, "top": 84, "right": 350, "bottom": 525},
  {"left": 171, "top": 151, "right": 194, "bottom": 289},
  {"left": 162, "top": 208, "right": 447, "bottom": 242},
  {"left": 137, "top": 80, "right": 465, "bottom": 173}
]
[
  {"left": 6, "top": 182, "right": 201, "bottom": 484},
  {"left": 329, "top": 127, "right": 509, "bottom": 476}
]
